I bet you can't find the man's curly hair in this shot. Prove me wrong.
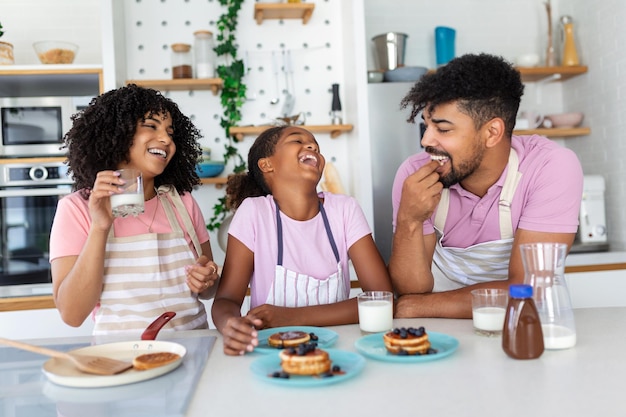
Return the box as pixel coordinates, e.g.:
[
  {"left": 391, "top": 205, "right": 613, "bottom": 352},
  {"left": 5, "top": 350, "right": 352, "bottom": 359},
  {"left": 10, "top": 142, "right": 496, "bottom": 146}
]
[
  {"left": 400, "top": 53, "right": 524, "bottom": 138},
  {"left": 63, "top": 84, "right": 202, "bottom": 199}
]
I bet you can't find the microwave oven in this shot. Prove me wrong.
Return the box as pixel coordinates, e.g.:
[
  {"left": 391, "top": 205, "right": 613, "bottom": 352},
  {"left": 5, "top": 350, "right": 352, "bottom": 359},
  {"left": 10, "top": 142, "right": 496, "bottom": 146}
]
[{"left": 0, "top": 96, "right": 92, "bottom": 157}]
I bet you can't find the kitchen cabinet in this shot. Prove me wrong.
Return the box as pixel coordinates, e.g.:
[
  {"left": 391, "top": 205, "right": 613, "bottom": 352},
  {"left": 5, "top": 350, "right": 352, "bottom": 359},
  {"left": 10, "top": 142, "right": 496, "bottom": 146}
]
[
  {"left": 254, "top": 3, "right": 315, "bottom": 25},
  {"left": 0, "top": 65, "right": 103, "bottom": 98}
]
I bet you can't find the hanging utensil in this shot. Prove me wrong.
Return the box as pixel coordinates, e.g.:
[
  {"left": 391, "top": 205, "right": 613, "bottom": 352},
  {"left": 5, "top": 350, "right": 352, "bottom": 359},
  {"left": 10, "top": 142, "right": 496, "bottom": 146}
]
[
  {"left": 281, "top": 49, "right": 295, "bottom": 117},
  {"left": 270, "top": 51, "right": 280, "bottom": 105}
]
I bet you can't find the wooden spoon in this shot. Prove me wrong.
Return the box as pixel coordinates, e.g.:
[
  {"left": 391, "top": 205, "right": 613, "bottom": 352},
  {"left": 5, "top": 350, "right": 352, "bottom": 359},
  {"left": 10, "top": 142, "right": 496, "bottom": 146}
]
[{"left": 0, "top": 337, "right": 133, "bottom": 375}]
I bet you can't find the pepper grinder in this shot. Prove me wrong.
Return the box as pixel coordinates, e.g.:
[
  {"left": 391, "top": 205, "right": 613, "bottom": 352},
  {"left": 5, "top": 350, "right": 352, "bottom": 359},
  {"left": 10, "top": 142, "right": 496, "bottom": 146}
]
[{"left": 330, "top": 83, "right": 343, "bottom": 125}]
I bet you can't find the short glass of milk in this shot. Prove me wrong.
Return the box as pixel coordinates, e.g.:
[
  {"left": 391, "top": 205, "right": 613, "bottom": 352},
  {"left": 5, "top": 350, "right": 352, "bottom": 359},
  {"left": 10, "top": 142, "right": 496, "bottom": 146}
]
[
  {"left": 471, "top": 288, "right": 508, "bottom": 337},
  {"left": 110, "top": 169, "right": 144, "bottom": 218},
  {"left": 357, "top": 291, "right": 393, "bottom": 333}
]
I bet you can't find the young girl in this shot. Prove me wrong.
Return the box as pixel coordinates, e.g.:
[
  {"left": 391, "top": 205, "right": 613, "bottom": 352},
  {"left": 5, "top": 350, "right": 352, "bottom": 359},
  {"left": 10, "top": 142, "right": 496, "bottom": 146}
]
[
  {"left": 49, "top": 84, "right": 219, "bottom": 336},
  {"left": 211, "top": 125, "right": 392, "bottom": 355}
]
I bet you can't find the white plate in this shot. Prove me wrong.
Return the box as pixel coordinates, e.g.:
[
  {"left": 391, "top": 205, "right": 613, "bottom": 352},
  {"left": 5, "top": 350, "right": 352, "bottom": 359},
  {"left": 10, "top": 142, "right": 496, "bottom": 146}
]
[{"left": 42, "top": 340, "right": 186, "bottom": 388}]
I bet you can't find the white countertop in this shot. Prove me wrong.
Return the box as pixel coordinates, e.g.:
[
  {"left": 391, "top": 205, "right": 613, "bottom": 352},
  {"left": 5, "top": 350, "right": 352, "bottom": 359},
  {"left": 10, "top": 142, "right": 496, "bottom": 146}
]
[{"left": 2, "top": 307, "right": 625, "bottom": 416}]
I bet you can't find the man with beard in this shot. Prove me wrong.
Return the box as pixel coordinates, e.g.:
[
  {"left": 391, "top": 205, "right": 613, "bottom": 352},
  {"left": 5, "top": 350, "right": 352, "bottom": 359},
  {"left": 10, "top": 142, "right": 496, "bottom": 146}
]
[{"left": 388, "top": 53, "right": 583, "bottom": 318}]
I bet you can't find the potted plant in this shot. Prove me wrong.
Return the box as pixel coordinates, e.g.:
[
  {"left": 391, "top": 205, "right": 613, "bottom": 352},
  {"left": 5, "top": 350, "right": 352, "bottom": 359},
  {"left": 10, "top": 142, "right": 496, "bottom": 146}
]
[
  {"left": 206, "top": 0, "right": 247, "bottom": 238},
  {"left": 0, "top": 22, "right": 15, "bottom": 65}
]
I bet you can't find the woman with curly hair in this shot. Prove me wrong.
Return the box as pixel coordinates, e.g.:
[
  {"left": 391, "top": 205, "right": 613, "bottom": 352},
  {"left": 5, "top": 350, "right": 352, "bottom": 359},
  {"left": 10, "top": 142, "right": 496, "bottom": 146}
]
[{"left": 49, "top": 84, "right": 219, "bottom": 336}]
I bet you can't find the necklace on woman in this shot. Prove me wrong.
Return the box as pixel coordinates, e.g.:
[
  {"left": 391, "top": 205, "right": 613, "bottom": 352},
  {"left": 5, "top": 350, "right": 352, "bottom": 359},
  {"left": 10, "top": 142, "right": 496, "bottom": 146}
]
[{"left": 137, "top": 187, "right": 159, "bottom": 233}]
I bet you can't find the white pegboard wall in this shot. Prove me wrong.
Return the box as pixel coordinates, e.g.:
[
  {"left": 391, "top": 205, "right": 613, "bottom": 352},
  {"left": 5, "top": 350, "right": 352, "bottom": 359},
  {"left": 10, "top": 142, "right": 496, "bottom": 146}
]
[{"left": 120, "top": 0, "right": 352, "bottom": 188}]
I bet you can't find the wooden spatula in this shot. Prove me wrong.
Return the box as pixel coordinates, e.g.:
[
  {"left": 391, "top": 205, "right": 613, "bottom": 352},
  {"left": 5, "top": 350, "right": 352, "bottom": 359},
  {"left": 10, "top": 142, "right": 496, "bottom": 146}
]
[{"left": 0, "top": 337, "right": 133, "bottom": 375}]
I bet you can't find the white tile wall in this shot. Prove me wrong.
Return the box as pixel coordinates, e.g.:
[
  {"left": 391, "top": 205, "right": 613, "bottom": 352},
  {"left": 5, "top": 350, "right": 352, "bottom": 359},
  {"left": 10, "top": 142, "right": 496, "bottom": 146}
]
[
  {"left": 2, "top": 0, "right": 624, "bottom": 254},
  {"left": 562, "top": 0, "right": 626, "bottom": 250}
]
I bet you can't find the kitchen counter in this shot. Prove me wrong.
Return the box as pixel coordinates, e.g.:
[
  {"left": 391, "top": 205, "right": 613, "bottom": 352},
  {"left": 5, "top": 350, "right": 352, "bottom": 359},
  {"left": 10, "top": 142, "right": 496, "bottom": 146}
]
[
  {"left": 1, "top": 251, "right": 625, "bottom": 312},
  {"left": 0, "top": 307, "right": 624, "bottom": 416}
]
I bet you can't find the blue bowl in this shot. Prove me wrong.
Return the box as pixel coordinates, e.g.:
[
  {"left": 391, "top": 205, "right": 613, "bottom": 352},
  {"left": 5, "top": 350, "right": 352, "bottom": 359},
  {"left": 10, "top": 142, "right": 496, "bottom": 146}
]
[
  {"left": 195, "top": 161, "right": 225, "bottom": 178},
  {"left": 383, "top": 66, "right": 428, "bottom": 82}
]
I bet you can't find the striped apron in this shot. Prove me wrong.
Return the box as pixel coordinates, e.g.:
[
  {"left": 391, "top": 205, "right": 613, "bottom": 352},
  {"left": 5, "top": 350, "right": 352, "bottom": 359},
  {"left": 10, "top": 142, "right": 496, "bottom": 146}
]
[
  {"left": 265, "top": 201, "right": 348, "bottom": 307},
  {"left": 93, "top": 185, "right": 208, "bottom": 335},
  {"left": 431, "top": 149, "right": 522, "bottom": 292}
]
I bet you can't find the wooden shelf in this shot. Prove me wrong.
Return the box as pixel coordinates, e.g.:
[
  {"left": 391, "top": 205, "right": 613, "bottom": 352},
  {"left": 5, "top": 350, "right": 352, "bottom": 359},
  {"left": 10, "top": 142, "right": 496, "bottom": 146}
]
[
  {"left": 126, "top": 78, "right": 223, "bottom": 95},
  {"left": 254, "top": 3, "right": 315, "bottom": 25},
  {"left": 513, "top": 127, "right": 590, "bottom": 138},
  {"left": 229, "top": 124, "right": 353, "bottom": 141},
  {"left": 516, "top": 65, "right": 588, "bottom": 82},
  {"left": 199, "top": 177, "right": 228, "bottom": 188},
  {"left": 0, "top": 156, "right": 66, "bottom": 164}
]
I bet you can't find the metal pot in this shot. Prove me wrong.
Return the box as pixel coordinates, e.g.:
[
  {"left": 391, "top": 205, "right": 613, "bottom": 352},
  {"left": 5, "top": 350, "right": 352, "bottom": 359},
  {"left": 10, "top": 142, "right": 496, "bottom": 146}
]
[{"left": 372, "top": 32, "right": 408, "bottom": 71}]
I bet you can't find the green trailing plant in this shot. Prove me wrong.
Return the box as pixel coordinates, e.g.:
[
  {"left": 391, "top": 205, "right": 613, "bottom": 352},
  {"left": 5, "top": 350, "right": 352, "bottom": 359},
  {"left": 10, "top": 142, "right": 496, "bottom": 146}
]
[
  {"left": 206, "top": 0, "right": 247, "bottom": 232},
  {"left": 0, "top": 22, "right": 5, "bottom": 38}
]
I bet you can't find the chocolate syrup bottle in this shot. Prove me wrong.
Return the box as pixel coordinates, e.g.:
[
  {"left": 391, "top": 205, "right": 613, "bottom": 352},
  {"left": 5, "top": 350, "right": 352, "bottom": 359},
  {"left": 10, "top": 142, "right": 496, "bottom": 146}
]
[{"left": 502, "top": 284, "right": 544, "bottom": 360}]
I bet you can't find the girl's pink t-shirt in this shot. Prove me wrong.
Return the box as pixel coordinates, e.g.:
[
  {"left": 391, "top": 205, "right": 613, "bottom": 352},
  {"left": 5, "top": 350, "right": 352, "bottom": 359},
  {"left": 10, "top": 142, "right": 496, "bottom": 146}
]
[{"left": 228, "top": 192, "right": 372, "bottom": 308}]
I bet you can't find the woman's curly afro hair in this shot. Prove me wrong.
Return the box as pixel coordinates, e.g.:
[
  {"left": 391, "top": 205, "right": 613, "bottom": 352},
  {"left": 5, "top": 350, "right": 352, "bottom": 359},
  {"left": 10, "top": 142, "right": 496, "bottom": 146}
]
[
  {"left": 63, "top": 83, "right": 202, "bottom": 198},
  {"left": 401, "top": 53, "right": 525, "bottom": 137}
]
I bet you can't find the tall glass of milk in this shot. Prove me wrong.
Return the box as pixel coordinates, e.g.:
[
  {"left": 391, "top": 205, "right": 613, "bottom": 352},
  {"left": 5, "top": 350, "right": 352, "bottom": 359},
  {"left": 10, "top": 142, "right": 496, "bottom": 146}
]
[
  {"left": 471, "top": 288, "right": 508, "bottom": 336},
  {"left": 110, "top": 169, "right": 144, "bottom": 217},
  {"left": 357, "top": 291, "right": 393, "bottom": 333}
]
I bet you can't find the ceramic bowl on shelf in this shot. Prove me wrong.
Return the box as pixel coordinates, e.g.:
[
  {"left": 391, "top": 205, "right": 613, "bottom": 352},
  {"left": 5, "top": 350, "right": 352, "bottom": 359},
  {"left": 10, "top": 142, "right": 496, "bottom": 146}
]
[
  {"left": 33, "top": 41, "right": 78, "bottom": 64},
  {"left": 195, "top": 160, "right": 225, "bottom": 178},
  {"left": 543, "top": 112, "right": 584, "bottom": 128},
  {"left": 367, "top": 70, "right": 384, "bottom": 83},
  {"left": 516, "top": 53, "right": 540, "bottom": 67}
]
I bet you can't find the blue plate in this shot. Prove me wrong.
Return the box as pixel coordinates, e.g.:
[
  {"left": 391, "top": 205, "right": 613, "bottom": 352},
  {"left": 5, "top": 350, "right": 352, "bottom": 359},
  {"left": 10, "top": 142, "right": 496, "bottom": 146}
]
[
  {"left": 354, "top": 331, "right": 459, "bottom": 363},
  {"left": 250, "top": 349, "right": 365, "bottom": 387},
  {"left": 254, "top": 326, "right": 338, "bottom": 354}
]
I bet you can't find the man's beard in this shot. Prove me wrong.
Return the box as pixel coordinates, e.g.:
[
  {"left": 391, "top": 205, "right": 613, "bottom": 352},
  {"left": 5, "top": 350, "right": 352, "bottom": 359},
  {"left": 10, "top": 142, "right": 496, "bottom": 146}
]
[{"left": 437, "top": 142, "right": 485, "bottom": 188}]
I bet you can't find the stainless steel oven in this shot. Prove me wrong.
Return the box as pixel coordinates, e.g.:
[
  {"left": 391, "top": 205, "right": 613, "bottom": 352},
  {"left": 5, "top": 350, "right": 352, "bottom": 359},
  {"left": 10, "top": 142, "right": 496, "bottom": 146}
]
[{"left": 0, "top": 161, "right": 72, "bottom": 297}]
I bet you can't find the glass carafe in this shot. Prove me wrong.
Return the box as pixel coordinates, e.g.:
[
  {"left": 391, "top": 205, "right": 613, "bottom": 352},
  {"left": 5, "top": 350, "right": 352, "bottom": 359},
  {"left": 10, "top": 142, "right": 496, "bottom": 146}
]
[{"left": 520, "top": 242, "right": 576, "bottom": 349}]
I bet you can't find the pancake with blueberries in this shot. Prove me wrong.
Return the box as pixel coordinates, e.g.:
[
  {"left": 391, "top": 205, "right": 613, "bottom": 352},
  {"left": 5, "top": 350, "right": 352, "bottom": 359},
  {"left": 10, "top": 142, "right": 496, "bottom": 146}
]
[
  {"left": 267, "top": 330, "right": 312, "bottom": 348},
  {"left": 383, "top": 327, "right": 436, "bottom": 355},
  {"left": 279, "top": 342, "right": 331, "bottom": 375}
]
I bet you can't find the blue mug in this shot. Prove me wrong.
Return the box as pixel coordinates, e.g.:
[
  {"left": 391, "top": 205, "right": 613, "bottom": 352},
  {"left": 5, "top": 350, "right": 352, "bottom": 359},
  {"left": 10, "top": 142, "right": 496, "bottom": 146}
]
[{"left": 435, "top": 26, "right": 456, "bottom": 66}]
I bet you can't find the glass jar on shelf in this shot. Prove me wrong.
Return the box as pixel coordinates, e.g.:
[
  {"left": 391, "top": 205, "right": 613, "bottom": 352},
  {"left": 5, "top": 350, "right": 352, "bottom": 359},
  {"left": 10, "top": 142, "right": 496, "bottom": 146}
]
[
  {"left": 171, "top": 43, "right": 192, "bottom": 79},
  {"left": 193, "top": 30, "right": 216, "bottom": 79}
]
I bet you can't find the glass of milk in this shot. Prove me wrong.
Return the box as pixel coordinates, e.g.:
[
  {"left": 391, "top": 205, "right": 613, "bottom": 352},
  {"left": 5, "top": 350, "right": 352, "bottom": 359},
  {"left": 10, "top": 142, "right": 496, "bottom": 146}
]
[
  {"left": 110, "top": 169, "right": 144, "bottom": 217},
  {"left": 357, "top": 291, "right": 393, "bottom": 333},
  {"left": 471, "top": 288, "right": 508, "bottom": 337}
]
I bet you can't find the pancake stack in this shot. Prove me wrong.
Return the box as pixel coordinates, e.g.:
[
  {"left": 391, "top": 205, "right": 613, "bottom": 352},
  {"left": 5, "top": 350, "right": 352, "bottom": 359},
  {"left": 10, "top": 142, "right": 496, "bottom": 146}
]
[
  {"left": 267, "top": 330, "right": 311, "bottom": 348},
  {"left": 383, "top": 327, "right": 434, "bottom": 355},
  {"left": 278, "top": 342, "right": 332, "bottom": 376}
]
